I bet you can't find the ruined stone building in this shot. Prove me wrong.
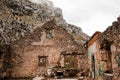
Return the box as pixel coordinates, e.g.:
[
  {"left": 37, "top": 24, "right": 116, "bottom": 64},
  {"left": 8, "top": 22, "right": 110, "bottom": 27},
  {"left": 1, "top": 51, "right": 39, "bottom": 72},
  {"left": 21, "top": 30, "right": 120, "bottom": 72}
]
[
  {"left": 86, "top": 31, "right": 102, "bottom": 79},
  {"left": 86, "top": 17, "right": 120, "bottom": 80},
  {"left": 0, "top": 21, "right": 87, "bottom": 79},
  {"left": 0, "top": 0, "right": 89, "bottom": 79}
]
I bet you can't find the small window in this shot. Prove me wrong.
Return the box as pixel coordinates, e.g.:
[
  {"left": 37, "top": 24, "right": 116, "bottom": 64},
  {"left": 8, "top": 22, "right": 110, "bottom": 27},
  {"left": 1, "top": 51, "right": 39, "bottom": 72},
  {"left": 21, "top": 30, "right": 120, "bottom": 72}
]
[
  {"left": 46, "top": 29, "right": 53, "bottom": 39},
  {"left": 116, "top": 53, "right": 120, "bottom": 67},
  {"left": 38, "top": 56, "right": 47, "bottom": 67}
]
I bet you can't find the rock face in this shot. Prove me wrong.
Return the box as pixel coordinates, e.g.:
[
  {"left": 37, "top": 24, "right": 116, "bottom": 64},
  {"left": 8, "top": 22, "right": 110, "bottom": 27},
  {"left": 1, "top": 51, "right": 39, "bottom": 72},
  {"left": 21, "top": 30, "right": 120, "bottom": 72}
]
[{"left": 0, "top": 0, "right": 89, "bottom": 45}]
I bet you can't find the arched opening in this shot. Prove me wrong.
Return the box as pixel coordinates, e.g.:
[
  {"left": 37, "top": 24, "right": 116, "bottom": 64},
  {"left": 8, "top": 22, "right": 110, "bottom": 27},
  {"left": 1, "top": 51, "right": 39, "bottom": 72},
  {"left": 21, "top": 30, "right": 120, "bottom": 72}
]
[{"left": 100, "top": 40, "right": 113, "bottom": 74}]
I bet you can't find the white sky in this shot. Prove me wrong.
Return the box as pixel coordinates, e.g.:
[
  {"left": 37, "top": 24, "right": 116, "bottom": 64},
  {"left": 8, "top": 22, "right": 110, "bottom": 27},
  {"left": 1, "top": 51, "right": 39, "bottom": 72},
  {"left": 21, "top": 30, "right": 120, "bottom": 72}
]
[{"left": 49, "top": 0, "right": 120, "bottom": 36}]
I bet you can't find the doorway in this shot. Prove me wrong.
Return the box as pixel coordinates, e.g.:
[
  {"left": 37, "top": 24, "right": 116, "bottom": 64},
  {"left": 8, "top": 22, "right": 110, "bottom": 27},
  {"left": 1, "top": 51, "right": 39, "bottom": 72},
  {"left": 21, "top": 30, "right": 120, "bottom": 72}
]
[{"left": 91, "top": 56, "right": 95, "bottom": 78}]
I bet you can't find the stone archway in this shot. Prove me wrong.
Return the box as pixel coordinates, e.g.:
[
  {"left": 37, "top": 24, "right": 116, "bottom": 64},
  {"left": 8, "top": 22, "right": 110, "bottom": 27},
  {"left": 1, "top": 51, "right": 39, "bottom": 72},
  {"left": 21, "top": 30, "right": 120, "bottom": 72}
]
[{"left": 100, "top": 40, "right": 113, "bottom": 73}]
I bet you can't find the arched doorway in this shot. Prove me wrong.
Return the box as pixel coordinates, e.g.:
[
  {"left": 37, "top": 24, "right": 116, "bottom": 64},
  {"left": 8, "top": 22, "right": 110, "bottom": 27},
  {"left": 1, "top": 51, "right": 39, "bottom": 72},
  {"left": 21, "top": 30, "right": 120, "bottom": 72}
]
[{"left": 100, "top": 40, "right": 113, "bottom": 73}]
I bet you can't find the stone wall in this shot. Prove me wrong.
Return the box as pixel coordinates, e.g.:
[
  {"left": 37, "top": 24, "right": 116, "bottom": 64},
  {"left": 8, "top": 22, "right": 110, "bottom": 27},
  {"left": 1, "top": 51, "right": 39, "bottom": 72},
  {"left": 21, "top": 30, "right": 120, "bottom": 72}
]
[
  {"left": 0, "top": 21, "right": 86, "bottom": 78},
  {"left": 98, "top": 17, "right": 120, "bottom": 80}
]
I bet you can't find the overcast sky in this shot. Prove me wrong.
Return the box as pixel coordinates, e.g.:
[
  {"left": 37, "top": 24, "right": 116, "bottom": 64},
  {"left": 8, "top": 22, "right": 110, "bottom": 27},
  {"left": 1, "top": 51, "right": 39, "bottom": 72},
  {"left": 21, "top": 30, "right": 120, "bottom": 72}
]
[{"left": 49, "top": 0, "right": 120, "bottom": 36}]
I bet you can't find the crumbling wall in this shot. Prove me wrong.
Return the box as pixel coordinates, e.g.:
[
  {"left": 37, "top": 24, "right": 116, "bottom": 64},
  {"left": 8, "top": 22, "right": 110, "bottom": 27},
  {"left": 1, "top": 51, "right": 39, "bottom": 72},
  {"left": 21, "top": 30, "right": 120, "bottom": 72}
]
[
  {"left": 98, "top": 16, "right": 120, "bottom": 80},
  {"left": 111, "top": 44, "right": 120, "bottom": 80},
  {"left": 86, "top": 32, "right": 105, "bottom": 79},
  {"left": 2, "top": 21, "right": 86, "bottom": 78}
]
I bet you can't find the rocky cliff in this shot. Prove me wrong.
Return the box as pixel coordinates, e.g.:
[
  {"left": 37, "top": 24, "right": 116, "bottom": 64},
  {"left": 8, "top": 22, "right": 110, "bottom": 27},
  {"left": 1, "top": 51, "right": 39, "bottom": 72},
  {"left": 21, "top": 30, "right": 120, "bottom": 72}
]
[{"left": 0, "top": 0, "right": 89, "bottom": 45}]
